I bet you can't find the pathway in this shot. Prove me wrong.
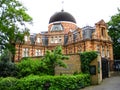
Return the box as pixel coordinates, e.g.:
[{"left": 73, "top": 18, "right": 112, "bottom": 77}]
[{"left": 81, "top": 76, "right": 120, "bottom": 90}]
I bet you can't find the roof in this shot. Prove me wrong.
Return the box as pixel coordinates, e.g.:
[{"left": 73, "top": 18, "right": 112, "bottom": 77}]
[
  {"left": 82, "top": 26, "right": 95, "bottom": 39},
  {"left": 49, "top": 10, "right": 76, "bottom": 24}
]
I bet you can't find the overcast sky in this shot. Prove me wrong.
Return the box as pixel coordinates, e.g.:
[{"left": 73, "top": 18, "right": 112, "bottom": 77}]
[{"left": 19, "top": 0, "right": 120, "bottom": 33}]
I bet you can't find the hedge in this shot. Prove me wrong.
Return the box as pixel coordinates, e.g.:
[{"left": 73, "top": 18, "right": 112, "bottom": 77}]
[{"left": 0, "top": 74, "right": 90, "bottom": 90}]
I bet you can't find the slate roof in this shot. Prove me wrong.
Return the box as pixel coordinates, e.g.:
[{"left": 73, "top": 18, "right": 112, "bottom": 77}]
[
  {"left": 82, "top": 26, "right": 95, "bottom": 39},
  {"left": 26, "top": 26, "right": 95, "bottom": 46}
]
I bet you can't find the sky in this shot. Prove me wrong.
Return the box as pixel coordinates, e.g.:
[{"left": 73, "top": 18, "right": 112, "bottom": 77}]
[{"left": 19, "top": 0, "right": 120, "bottom": 33}]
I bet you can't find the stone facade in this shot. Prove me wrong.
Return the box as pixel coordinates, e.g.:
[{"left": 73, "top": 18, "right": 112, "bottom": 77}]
[{"left": 14, "top": 11, "right": 113, "bottom": 65}]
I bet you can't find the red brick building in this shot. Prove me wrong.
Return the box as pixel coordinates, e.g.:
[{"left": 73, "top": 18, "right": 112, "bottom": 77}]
[{"left": 14, "top": 10, "right": 113, "bottom": 63}]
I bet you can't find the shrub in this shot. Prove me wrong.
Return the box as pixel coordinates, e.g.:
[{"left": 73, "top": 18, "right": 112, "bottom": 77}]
[
  {"left": 0, "top": 77, "right": 18, "bottom": 90},
  {"left": 0, "top": 74, "right": 90, "bottom": 90}
]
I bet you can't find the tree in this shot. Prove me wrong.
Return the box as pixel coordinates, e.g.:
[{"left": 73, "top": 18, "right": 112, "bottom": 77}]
[
  {"left": 0, "top": 49, "right": 18, "bottom": 77},
  {"left": 0, "top": 0, "right": 32, "bottom": 61},
  {"left": 107, "top": 8, "right": 120, "bottom": 59},
  {"left": 42, "top": 46, "right": 69, "bottom": 75}
]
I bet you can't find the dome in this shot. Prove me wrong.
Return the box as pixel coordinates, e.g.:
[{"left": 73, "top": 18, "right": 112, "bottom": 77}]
[{"left": 49, "top": 10, "right": 76, "bottom": 24}]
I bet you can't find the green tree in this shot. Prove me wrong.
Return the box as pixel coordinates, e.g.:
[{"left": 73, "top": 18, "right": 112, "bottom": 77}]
[
  {"left": 16, "top": 58, "right": 48, "bottom": 78},
  {"left": 0, "top": 49, "right": 17, "bottom": 77},
  {"left": 42, "top": 46, "right": 69, "bottom": 75},
  {"left": 0, "top": 0, "right": 32, "bottom": 61},
  {"left": 107, "top": 8, "right": 120, "bottom": 59}
]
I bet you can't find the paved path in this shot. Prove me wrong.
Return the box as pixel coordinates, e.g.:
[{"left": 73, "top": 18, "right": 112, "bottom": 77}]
[{"left": 81, "top": 76, "right": 120, "bottom": 90}]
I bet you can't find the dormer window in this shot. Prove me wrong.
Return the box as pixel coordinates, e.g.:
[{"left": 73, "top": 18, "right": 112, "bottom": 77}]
[{"left": 51, "top": 23, "right": 63, "bottom": 31}]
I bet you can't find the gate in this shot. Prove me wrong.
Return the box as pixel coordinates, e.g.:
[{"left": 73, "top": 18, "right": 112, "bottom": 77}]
[
  {"left": 102, "top": 58, "right": 109, "bottom": 79},
  {"left": 114, "top": 60, "right": 120, "bottom": 71}
]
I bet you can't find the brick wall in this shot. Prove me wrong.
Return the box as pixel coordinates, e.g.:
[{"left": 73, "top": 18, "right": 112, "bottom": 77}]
[{"left": 55, "top": 54, "right": 81, "bottom": 75}]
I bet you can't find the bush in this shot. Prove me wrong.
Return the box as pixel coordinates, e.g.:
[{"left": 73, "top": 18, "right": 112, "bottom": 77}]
[
  {"left": 16, "top": 58, "right": 50, "bottom": 78},
  {"left": 0, "top": 77, "right": 18, "bottom": 90},
  {"left": 0, "top": 74, "right": 90, "bottom": 90}
]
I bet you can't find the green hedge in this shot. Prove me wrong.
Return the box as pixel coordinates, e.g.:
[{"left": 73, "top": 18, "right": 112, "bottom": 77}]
[{"left": 0, "top": 74, "right": 90, "bottom": 90}]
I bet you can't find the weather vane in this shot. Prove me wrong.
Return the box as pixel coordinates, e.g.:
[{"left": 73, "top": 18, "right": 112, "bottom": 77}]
[{"left": 61, "top": 1, "right": 64, "bottom": 12}]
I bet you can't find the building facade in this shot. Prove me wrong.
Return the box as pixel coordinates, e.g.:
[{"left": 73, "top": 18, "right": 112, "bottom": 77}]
[{"left": 14, "top": 10, "right": 113, "bottom": 64}]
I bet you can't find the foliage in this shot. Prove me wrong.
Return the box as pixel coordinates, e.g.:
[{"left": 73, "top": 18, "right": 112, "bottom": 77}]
[
  {"left": 0, "top": 77, "right": 17, "bottom": 90},
  {"left": 0, "top": 50, "right": 18, "bottom": 77},
  {"left": 0, "top": 74, "right": 90, "bottom": 90},
  {"left": 80, "top": 51, "right": 98, "bottom": 73},
  {"left": 16, "top": 58, "right": 49, "bottom": 78},
  {"left": 0, "top": 0, "right": 32, "bottom": 60},
  {"left": 107, "top": 8, "right": 120, "bottom": 59},
  {"left": 42, "top": 46, "right": 69, "bottom": 75}
]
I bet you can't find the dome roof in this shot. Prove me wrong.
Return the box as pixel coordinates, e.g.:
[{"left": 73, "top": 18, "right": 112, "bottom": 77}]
[{"left": 49, "top": 10, "right": 76, "bottom": 24}]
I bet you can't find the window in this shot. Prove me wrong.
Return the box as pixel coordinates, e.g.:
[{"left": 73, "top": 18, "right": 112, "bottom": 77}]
[
  {"left": 102, "top": 46, "right": 105, "bottom": 57},
  {"left": 37, "top": 37, "right": 41, "bottom": 43},
  {"left": 23, "top": 48, "right": 29, "bottom": 57},
  {"left": 101, "top": 27, "right": 105, "bottom": 37},
  {"left": 78, "top": 32, "right": 80, "bottom": 37},
  {"left": 58, "top": 36, "right": 62, "bottom": 43},
  {"left": 107, "top": 46, "right": 110, "bottom": 57},
  {"left": 69, "top": 49, "right": 72, "bottom": 54},
  {"left": 51, "top": 37, "right": 54, "bottom": 43},
  {"left": 24, "top": 36, "right": 28, "bottom": 41},
  {"left": 96, "top": 45, "right": 100, "bottom": 52},
  {"left": 55, "top": 36, "right": 58, "bottom": 43},
  {"left": 35, "top": 49, "right": 41, "bottom": 56},
  {"left": 50, "top": 24, "right": 63, "bottom": 31},
  {"left": 77, "top": 46, "right": 81, "bottom": 53}
]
